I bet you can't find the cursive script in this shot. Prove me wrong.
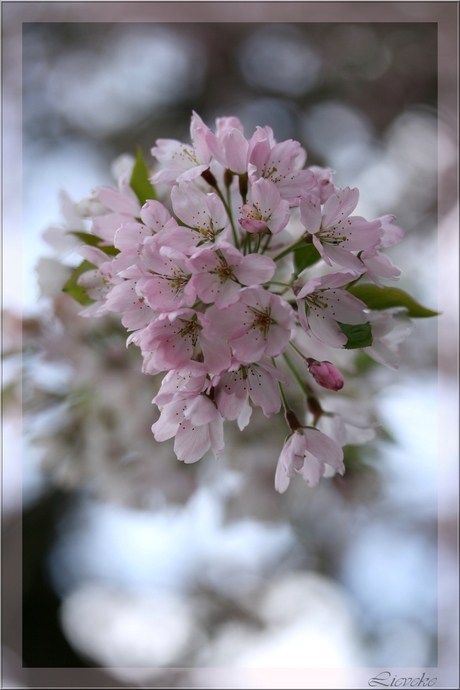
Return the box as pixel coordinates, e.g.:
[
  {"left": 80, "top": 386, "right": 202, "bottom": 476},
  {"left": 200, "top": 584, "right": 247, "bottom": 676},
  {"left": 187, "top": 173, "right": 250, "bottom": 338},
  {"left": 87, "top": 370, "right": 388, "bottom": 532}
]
[{"left": 368, "top": 671, "right": 437, "bottom": 687}]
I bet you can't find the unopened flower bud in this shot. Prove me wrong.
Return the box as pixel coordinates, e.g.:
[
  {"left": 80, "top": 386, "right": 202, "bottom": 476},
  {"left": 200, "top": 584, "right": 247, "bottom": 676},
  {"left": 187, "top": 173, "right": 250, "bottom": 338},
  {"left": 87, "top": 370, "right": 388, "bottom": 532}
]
[{"left": 306, "top": 358, "right": 344, "bottom": 391}]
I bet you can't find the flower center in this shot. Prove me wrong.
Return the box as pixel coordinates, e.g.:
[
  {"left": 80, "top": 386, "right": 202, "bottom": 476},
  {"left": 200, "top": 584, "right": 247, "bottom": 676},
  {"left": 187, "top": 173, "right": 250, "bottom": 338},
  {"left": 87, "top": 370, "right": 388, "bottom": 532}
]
[
  {"left": 167, "top": 271, "right": 190, "bottom": 295},
  {"left": 178, "top": 317, "right": 201, "bottom": 346},
  {"left": 251, "top": 306, "right": 273, "bottom": 334}
]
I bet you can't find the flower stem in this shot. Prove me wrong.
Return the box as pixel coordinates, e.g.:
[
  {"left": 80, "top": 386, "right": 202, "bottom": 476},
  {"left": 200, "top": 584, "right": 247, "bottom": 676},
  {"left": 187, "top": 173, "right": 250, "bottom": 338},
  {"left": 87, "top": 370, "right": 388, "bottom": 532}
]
[
  {"left": 282, "top": 351, "right": 309, "bottom": 396},
  {"left": 278, "top": 382, "right": 290, "bottom": 413},
  {"left": 289, "top": 340, "right": 307, "bottom": 361},
  {"left": 263, "top": 280, "right": 294, "bottom": 289},
  {"left": 261, "top": 233, "right": 272, "bottom": 254},
  {"left": 215, "top": 185, "right": 239, "bottom": 249},
  {"left": 288, "top": 344, "right": 316, "bottom": 395},
  {"left": 273, "top": 239, "right": 305, "bottom": 262},
  {"left": 271, "top": 357, "right": 289, "bottom": 412}
]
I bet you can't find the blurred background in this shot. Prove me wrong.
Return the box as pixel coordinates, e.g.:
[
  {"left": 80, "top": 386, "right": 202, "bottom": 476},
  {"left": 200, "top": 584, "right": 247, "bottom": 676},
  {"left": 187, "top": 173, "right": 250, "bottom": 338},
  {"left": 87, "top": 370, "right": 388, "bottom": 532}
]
[{"left": 2, "top": 3, "right": 458, "bottom": 688}]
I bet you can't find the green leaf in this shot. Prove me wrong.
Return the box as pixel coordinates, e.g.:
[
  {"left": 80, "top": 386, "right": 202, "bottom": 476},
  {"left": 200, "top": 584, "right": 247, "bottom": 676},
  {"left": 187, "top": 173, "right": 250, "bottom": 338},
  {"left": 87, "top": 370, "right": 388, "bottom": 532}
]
[
  {"left": 68, "top": 231, "right": 119, "bottom": 256},
  {"left": 294, "top": 243, "right": 321, "bottom": 273},
  {"left": 348, "top": 285, "right": 439, "bottom": 318},
  {"left": 62, "top": 260, "right": 97, "bottom": 306},
  {"left": 339, "top": 322, "right": 373, "bottom": 349},
  {"left": 130, "top": 146, "right": 156, "bottom": 205}
]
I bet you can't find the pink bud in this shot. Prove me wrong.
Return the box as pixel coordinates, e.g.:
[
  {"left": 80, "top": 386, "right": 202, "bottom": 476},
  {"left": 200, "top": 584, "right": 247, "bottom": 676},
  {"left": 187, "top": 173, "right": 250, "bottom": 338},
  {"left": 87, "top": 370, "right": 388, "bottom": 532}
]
[{"left": 307, "top": 359, "right": 344, "bottom": 391}]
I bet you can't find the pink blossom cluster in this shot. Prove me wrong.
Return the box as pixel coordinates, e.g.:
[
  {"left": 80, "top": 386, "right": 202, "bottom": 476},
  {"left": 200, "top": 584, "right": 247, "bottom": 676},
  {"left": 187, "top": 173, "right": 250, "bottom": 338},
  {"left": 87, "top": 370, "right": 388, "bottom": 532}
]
[{"left": 71, "top": 111, "right": 407, "bottom": 493}]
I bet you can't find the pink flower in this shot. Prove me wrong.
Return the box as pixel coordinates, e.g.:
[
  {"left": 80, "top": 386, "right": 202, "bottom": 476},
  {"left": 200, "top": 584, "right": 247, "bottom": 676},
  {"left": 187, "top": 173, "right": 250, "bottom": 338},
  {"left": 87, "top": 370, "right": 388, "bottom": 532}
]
[
  {"left": 150, "top": 111, "right": 212, "bottom": 185},
  {"left": 152, "top": 390, "right": 224, "bottom": 463},
  {"left": 306, "top": 359, "right": 344, "bottom": 391},
  {"left": 299, "top": 187, "right": 383, "bottom": 271},
  {"left": 89, "top": 185, "right": 141, "bottom": 243},
  {"left": 135, "top": 240, "right": 196, "bottom": 312},
  {"left": 377, "top": 214, "right": 404, "bottom": 248},
  {"left": 138, "top": 309, "right": 231, "bottom": 375},
  {"left": 359, "top": 249, "right": 401, "bottom": 286},
  {"left": 307, "top": 166, "right": 337, "bottom": 203},
  {"left": 248, "top": 136, "right": 315, "bottom": 204},
  {"left": 206, "top": 120, "right": 249, "bottom": 175},
  {"left": 358, "top": 215, "right": 404, "bottom": 286},
  {"left": 171, "top": 182, "right": 230, "bottom": 245},
  {"left": 365, "top": 309, "right": 413, "bottom": 370},
  {"left": 274, "top": 427, "right": 345, "bottom": 493},
  {"left": 239, "top": 178, "right": 291, "bottom": 235},
  {"left": 187, "top": 242, "right": 275, "bottom": 309},
  {"left": 154, "top": 362, "right": 211, "bottom": 406},
  {"left": 76, "top": 246, "right": 121, "bottom": 317},
  {"left": 113, "top": 200, "right": 180, "bottom": 252},
  {"left": 296, "top": 270, "right": 368, "bottom": 348},
  {"left": 206, "top": 286, "right": 295, "bottom": 363},
  {"left": 104, "top": 280, "right": 155, "bottom": 332},
  {"left": 215, "top": 357, "right": 287, "bottom": 429}
]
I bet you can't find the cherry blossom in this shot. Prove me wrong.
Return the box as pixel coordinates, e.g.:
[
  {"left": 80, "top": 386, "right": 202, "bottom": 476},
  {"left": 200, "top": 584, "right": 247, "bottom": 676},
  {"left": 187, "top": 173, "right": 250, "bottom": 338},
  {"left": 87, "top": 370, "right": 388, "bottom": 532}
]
[
  {"left": 171, "top": 182, "right": 230, "bottom": 245},
  {"left": 152, "top": 390, "right": 224, "bottom": 463},
  {"left": 113, "top": 200, "right": 179, "bottom": 252},
  {"left": 76, "top": 246, "right": 121, "bottom": 317},
  {"left": 365, "top": 309, "right": 413, "bottom": 369},
  {"left": 87, "top": 185, "right": 141, "bottom": 244},
  {"left": 238, "top": 178, "right": 291, "bottom": 235},
  {"left": 296, "top": 270, "right": 368, "bottom": 348},
  {"left": 135, "top": 240, "right": 196, "bottom": 312},
  {"left": 358, "top": 214, "right": 404, "bottom": 285},
  {"left": 187, "top": 242, "right": 276, "bottom": 309},
  {"left": 299, "top": 187, "right": 383, "bottom": 271},
  {"left": 214, "top": 357, "right": 287, "bottom": 429},
  {"left": 104, "top": 280, "right": 155, "bottom": 332},
  {"left": 307, "top": 166, "right": 337, "bottom": 203},
  {"left": 150, "top": 111, "right": 212, "bottom": 185},
  {"left": 274, "top": 428, "right": 345, "bottom": 493},
  {"left": 138, "top": 309, "right": 231, "bottom": 375},
  {"left": 206, "top": 119, "right": 249, "bottom": 175},
  {"left": 248, "top": 136, "right": 316, "bottom": 204},
  {"left": 50, "top": 109, "right": 426, "bottom": 493},
  {"left": 206, "top": 287, "right": 295, "bottom": 363}
]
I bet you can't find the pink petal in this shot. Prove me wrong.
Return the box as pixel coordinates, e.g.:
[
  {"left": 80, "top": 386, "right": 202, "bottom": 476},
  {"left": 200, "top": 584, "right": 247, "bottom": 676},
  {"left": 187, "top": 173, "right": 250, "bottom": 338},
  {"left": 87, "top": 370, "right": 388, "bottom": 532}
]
[
  {"left": 322, "top": 244, "right": 364, "bottom": 271},
  {"left": 222, "top": 128, "right": 249, "bottom": 174},
  {"left": 175, "top": 422, "right": 210, "bottom": 463},
  {"left": 297, "top": 450, "right": 324, "bottom": 487},
  {"left": 274, "top": 457, "right": 291, "bottom": 493},
  {"left": 322, "top": 187, "right": 359, "bottom": 227},
  {"left": 234, "top": 254, "right": 276, "bottom": 285},
  {"left": 209, "top": 415, "right": 225, "bottom": 458},
  {"left": 96, "top": 186, "right": 140, "bottom": 216},
  {"left": 307, "top": 310, "right": 348, "bottom": 348},
  {"left": 303, "top": 428, "right": 344, "bottom": 473},
  {"left": 184, "top": 395, "right": 218, "bottom": 425},
  {"left": 300, "top": 194, "right": 322, "bottom": 234},
  {"left": 200, "top": 331, "right": 232, "bottom": 375}
]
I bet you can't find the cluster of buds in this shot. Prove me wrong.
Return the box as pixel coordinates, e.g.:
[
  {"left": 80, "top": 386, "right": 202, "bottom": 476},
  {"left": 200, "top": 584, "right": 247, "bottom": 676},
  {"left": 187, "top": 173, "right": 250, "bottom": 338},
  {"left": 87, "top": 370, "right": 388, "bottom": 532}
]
[{"left": 59, "top": 111, "right": 432, "bottom": 493}]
